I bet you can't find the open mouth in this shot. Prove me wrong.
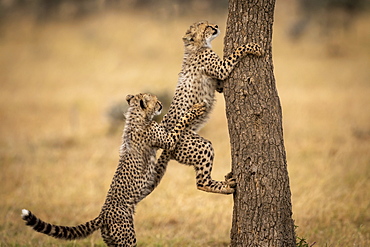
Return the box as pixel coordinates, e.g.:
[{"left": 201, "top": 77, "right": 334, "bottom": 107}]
[{"left": 156, "top": 103, "right": 163, "bottom": 115}]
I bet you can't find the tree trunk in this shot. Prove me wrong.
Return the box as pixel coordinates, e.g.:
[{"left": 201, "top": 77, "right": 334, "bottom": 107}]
[{"left": 223, "top": 0, "right": 296, "bottom": 246}]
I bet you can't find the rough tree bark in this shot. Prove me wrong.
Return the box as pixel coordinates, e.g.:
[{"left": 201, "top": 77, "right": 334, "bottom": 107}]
[{"left": 223, "top": 0, "right": 296, "bottom": 246}]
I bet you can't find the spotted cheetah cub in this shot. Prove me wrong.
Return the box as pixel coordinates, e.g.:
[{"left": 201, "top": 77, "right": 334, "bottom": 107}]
[
  {"left": 149, "top": 21, "right": 263, "bottom": 195},
  {"left": 21, "top": 93, "right": 205, "bottom": 247}
]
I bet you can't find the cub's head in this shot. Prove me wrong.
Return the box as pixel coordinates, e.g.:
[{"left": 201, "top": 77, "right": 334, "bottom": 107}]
[
  {"left": 126, "top": 93, "right": 162, "bottom": 121},
  {"left": 183, "top": 21, "right": 220, "bottom": 50}
]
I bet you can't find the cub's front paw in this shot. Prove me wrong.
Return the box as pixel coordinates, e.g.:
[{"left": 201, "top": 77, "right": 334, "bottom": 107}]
[
  {"left": 190, "top": 102, "right": 207, "bottom": 117},
  {"left": 249, "top": 43, "right": 263, "bottom": 57},
  {"left": 225, "top": 172, "right": 236, "bottom": 188}
]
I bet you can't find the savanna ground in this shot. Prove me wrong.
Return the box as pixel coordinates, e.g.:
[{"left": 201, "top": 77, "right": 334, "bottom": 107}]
[{"left": 0, "top": 1, "right": 369, "bottom": 246}]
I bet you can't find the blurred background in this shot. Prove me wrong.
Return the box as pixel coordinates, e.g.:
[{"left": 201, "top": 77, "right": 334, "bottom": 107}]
[{"left": 0, "top": 0, "right": 369, "bottom": 246}]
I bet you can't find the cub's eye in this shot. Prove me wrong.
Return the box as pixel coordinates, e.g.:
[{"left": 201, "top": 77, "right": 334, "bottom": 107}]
[
  {"left": 208, "top": 25, "right": 218, "bottom": 31},
  {"left": 140, "top": 99, "right": 146, "bottom": 109},
  {"left": 190, "top": 37, "right": 194, "bottom": 42}
]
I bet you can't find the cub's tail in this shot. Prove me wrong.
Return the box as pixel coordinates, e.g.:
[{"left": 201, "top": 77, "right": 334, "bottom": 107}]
[{"left": 21, "top": 209, "right": 101, "bottom": 240}]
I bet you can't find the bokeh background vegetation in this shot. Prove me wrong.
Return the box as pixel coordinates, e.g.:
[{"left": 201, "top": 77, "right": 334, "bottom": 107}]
[{"left": 0, "top": 0, "right": 369, "bottom": 246}]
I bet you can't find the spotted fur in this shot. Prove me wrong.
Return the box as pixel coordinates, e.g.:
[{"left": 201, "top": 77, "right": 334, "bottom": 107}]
[
  {"left": 150, "top": 21, "right": 263, "bottom": 194},
  {"left": 21, "top": 93, "right": 205, "bottom": 246}
]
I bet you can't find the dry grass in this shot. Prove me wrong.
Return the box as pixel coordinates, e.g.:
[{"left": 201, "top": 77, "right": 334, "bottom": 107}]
[{"left": 0, "top": 2, "right": 369, "bottom": 247}]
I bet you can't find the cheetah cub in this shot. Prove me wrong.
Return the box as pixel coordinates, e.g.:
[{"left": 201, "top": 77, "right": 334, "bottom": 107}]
[
  {"left": 150, "top": 21, "right": 263, "bottom": 195},
  {"left": 21, "top": 93, "right": 205, "bottom": 247}
]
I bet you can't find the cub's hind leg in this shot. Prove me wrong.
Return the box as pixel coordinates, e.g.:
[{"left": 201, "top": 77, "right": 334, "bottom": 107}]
[
  {"left": 173, "top": 131, "right": 236, "bottom": 194},
  {"left": 101, "top": 207, "right": 136, "bottom": 247},
  {"left": 141, "top": 149, "right": 172, "bottom": 198}
]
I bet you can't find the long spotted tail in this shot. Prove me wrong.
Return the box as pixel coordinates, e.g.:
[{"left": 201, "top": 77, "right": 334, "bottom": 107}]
[{"left": 21, "top": 209, "right": 101, "bottom": 240}]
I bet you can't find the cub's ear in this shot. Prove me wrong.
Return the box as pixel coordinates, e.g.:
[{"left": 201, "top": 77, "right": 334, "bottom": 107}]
[
  {"left": 126, "top": 95, "right": 135, "bottom": 104},
  {"left": 182, "top": 33, "right": 195, "bottom": 43}
]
